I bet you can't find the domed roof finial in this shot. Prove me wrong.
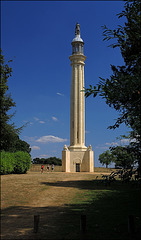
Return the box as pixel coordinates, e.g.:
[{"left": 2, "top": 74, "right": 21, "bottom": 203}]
[
  {"left": 75, "top": 23, "right": 80, "bottom": 36},
  {"left": 72, "top": 23, "right": 84, "bottom": 43}
]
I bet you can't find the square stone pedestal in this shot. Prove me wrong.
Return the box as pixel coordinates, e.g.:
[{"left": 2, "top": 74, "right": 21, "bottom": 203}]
[{"left": 62, "top": 145, "right": 94, "bottom": 172}]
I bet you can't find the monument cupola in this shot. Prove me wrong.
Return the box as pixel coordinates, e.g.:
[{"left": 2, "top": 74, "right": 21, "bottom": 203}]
[{"left": 71, "top": 23, "right": 84, "bottom": 55}]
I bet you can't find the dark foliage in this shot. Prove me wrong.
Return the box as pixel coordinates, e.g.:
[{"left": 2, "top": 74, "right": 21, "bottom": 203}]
[
  {"left": 84, "top": 0, "right": 141, "bottom": 167},
  {"left": 32, "top": 157, "right": 62, "bottom": 166},
  {"left": 0, "top": 50, "right": 31, "bottom": 153}
]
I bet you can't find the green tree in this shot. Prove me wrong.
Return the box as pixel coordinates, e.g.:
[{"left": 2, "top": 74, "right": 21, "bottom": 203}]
[
  {"left": 8, "top": 135, "right": 31, "bottom": 153},
  {"left": 32, "top": 158, "right": 40, "bottom": 164},
  {"left": 110, "top": 146, "right": 135, "bottom": 169},
  {"left": 84, "top": 0, "right": 141, "bottom": 166},
  {"left": 0, "top": 50, "right": 30, "bottom": 153},
  {"left": 98, "top": 150, "right": 114, "bottom": 168}
]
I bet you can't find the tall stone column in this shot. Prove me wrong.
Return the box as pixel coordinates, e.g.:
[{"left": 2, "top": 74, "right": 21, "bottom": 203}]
[
  {"left": 78, "top": 64, "right": 82, "bottom": 145},
  {"left": 62, "top": 23, "right": 94, "bottom": 172},
  {"left": 82, "top": 64, "right": 85, "bottom": 145},
  {"left": 69, "top": 55, "right": 86, "bottom": 151},
  {"left": 74, "top": 64, "right": 77, "bottom": 145}
]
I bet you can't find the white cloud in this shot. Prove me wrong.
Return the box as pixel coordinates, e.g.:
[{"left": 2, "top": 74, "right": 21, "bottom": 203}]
[
  {"left": 105, "top": 142, "right": 118, "bottom": 146},
  {"left": 23, "top": 120, "right": 33, "bottom": 125},
  {"left": 34, "top": 117, "right": 39, "bottom": 121},
  {"left": 39, "top": 154, "right": 49, "bottom": 158},
  {"left": 33, "top": 117, "right": 45, "bottom": 124},
  {"left": 39, "top": 121, "right": 45, "bottom": 124},
  {"left": 95, "top": 146, "right": 109, "bottom": 150},
  {"left": 95, "top": 138, "right": 136, "bottom": 151},
  {"left": 130, "top": 138, "right": 137, "bottom": 143},
  {"left": 36, "top": 135, "right": 67, "bottom": 143},
  {"left": 23, "top": 136, "right": 38, "bottom": 142},
  {"left": 31, "top": 146, "right": 40, "bottom": 150},
  {"left": 52, "top": 116, "right": 58, "bottom": 121},
  {"left": 120, "top": 139, "right": 130, "bottom": 144},
  {"left": 57, "top": 92, "right": 64, "bottom": 96},
  {"left": 119, "top": 138, "right": 137, "bottom": 144}
]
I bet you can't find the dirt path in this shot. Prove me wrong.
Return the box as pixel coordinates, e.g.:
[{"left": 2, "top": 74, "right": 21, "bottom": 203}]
[{"left": 1, "top": 172, "right": 105, "bottom": 239}]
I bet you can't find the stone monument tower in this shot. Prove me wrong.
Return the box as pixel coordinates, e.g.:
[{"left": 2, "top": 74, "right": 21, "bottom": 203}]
[{"left": 62, "top": 23, "right": 94, "bottom": 172}]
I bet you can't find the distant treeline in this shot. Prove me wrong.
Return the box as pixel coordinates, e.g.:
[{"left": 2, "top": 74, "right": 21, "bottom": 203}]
[{"left": 32, "top": 157, "right": 62, "bottom": 166}]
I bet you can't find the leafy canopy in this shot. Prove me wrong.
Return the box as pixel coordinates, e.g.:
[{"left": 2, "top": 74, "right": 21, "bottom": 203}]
[
  {"left": 85, "top": 0, "right": 140, "bottom": 132},
  {"left": 84, "top": 0, "right": 141, "bottom": 165},
  {"left": 110, "top": 146, "right": 135, "bottom": 169},
  {"left": 99, "top": 146, "right": 136, "bottom": 169},
  {"left": 98, "top": 150, "right": 114, "bottom": 168},
  {"left": 0, "top": 50, "right": 31, "bottom": 153}
]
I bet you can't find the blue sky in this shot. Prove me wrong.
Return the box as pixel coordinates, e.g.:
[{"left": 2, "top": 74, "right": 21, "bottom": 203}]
[{"left": 1, "top": 0, "right": 131, "bottom": 167}]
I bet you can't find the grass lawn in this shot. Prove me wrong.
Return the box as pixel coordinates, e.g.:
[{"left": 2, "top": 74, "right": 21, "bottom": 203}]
[{"left": 1, "top": 171, "right": 141, "bottom": 239}]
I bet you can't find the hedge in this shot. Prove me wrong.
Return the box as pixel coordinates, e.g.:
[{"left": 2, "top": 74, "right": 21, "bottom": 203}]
[{"left": 0, "top": 151, "right": 31, "bottom": 175}]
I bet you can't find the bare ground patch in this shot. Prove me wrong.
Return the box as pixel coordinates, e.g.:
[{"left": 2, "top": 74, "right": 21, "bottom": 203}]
[{"left": 1, "top": 172, "right": 101, "bottom": 239}]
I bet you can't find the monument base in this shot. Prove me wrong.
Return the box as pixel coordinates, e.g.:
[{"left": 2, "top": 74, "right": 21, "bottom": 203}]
[{"left": 62, "top": 145, "right": 94, "bottom": 172}]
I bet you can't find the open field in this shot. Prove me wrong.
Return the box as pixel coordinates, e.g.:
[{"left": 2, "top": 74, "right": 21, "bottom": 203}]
[{"left": 1, "top": 171, "right": 141, "bottom": 240}]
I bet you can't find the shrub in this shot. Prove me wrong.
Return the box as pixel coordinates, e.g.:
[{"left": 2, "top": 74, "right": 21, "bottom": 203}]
[
  {"left": 13, "top": 151, "right": 31, "bottom": 174},
  {"left": 0, "top": 151, "right": 31, "bottom": 175},
  {"left": 0, "top": 151, "right": 14, "bottom": 174}
]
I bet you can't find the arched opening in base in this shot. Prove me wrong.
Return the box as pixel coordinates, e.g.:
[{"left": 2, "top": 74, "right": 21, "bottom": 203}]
[{"left": 76, "top": 163, "right": 80, "bottom": 172}]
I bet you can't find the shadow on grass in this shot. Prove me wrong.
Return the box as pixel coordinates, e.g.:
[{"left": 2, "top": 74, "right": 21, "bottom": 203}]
[
  {"left": 41, "top": 178, "right": 140, "bottom": 190},
  {"left": 1, "top": 180, "right": 141, "bottom": 240}
]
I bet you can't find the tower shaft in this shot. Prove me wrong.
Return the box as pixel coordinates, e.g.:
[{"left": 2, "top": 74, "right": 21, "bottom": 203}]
[{"left": 69, "top": 55, "right": 86, "bottom": 149}]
